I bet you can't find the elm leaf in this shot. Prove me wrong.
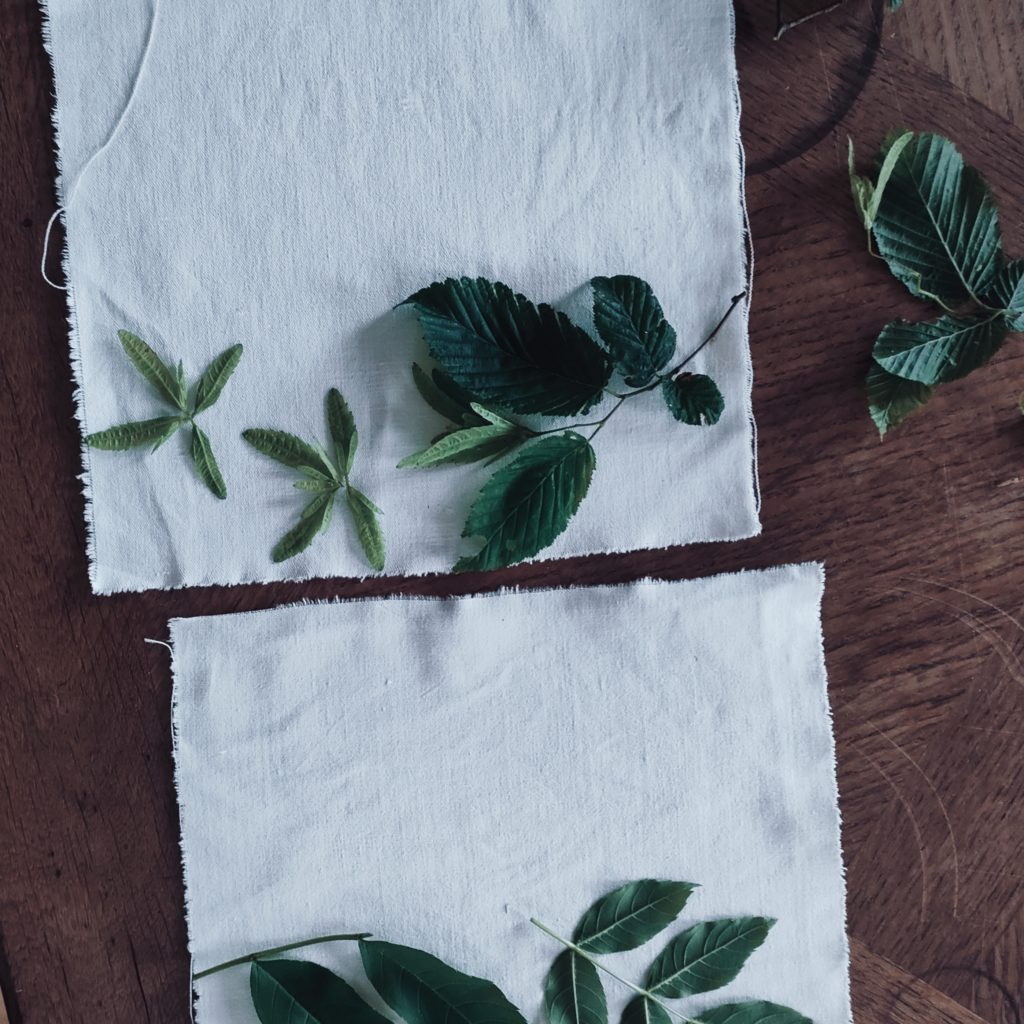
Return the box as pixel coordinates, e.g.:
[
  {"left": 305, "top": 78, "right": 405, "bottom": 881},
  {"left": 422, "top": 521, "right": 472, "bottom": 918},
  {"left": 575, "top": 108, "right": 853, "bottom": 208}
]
[
  {"left": 86, "top": 416, "right": 183, "bottom": 451},
  {"left": 646, "top": 917, "right": 775, "bottom": 998},
  {"left": 455, "top": 432, "right": 596, "bottom": 573},
  {"left": 866, "top": 361, "right": 933, "bottom": 436},
  {"left": 359, "top": 939, "right": 526, "bottom": 1024},
  {"left": 591, "top": 275, "right": 677, "bottom": 387},
  {"left": 346, "top": 487, "right": 385, "bottom": 572},
  {"left": 871, "top": 132, "right": 1002, "bottom": 306},
  {"left": 403, "top": 277, "right": 612, "bottom": 416},
  {"left": 694, "top": 1003, "right": 811, "bottom": 1024},
  {"left": 194, "top": 344, "right": 243, "bottom": 414},
  {"left": 984, "top": 258, "right": 1024, "bottom": 331},
  {"left": 662, "top": 373, "right": 725, "bottom": 426},
  {"left": 872, "top": 313, "right": 1008, "bottom": 385},
  {"left": 190, "top": 425, "right": 227, "bottom": 499},
  {"left": 250, "top": 959, "right": 389, "bottom": 1024},
  {"left": 117, "top": 330, "right": 188, "bottom": 411},
  {"left": 573, "top": 880, "right": 696, "bottom": 955},
  {"left": 543, "top": 951, "right": 607, "bottom": 1024}
]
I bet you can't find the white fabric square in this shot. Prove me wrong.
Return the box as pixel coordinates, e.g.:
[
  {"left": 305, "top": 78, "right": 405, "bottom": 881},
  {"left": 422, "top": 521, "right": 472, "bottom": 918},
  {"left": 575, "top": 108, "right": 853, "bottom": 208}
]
[
  {"left": 171, "top": 564, "right": 849, "bottom": 1024},
  {"left": 42, "top": 0, "right": 758, "bottom": 592}
]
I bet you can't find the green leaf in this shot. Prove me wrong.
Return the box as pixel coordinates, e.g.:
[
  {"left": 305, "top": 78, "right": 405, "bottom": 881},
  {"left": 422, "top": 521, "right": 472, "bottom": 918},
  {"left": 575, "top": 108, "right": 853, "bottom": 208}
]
[
  {"left": 359, "top": 939, "right": 526, "bottom": 1024},
  {"left": 848, "top": 131, "right": 912, "bottom": 231},
  {"left": 411, "top": 363, "right": 489, "bottom": 427},
  {"left": 871, "top": 132, "right": 1002, "bottom": 305},
  {"left": 243, "top": 428, "right": 338, "bottom": 479},
  {"left": 455, "top": 432, "right": 596, "bottom": 573},
  {"left": 117, "top": 330, "right": 188, "bottom": 411},
  {"left": 346, "top": 487, "right": 385, "bottom": 572},
  {"left": 694, "top": 1002, "right": 811, "bottom": 1024},
  {"left": 646, "top": 917, "right": 775, "bottom": 998},
  {"left": 86, "top": 416, "right": 183, "bottom": 451},
  {"left": 866, "top": 361, "right": 933, "bottom": 436},
  {"left": 404, "top": 277, "right": 612, "bottom": 416},
  {"left": 662, "top": 373, "right": 725, "bottom": 425},
  {"left": 470, "top": 403, "right": 517, "bottom": 428},
  {"left": 621, "top": 997, "right": 671, "bottom": 1024},
  {"left": 573, "top": 880, "right": 696, "bottom": 955},
  {"left": 398, "top": 424, "right": 525, "bottom": 469},
  {"left": 194, "top": 343, "right": 243, "bottom": 414},
  {"left": 872, "top": 312, "right": 1008, "bottom": 385},
  {"left": 250, "top": 958, "right": 390, "bottom": 1024},
  {"left": 591, "top": 275, "right": 677, "bottom": 387},
  {"left": 272, "top": 493, "right": 334, "bottom": 562},
  {"left": 984, "top": 259, "right": 1024, "bottom": 331},
  {"left": 294, "top": 478, "right": 340, "bottom": 493},
  {"left": 327, "top": 387, "right": 358, "bottom": 476},
  {"left": 543, "top": 950, "right": 607, "bottom": 1024},
  {"left": 190, "top": 425, "right": 227, "bottom": 499}
]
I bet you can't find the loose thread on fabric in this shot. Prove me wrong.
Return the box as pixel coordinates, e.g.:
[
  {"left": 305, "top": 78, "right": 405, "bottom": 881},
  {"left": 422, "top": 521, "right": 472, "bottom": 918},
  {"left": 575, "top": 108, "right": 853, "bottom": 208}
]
[{"left": 40, "top": 0, "right": 161, "bottom": 289}]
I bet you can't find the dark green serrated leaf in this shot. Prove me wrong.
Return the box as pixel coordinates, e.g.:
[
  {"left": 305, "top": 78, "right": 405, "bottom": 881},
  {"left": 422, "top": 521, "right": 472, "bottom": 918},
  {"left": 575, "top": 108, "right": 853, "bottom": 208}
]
[
  {"left": 872, "top": 312, "right": 1008, "bottom": 385},
  {"left": 646, "top": 917, "right": 774, "bottom": 998},
  {"left": 573, "top": 880, "right": 696, "bottom": 954},
  {"left": 190, "top": 425, "right": 227, "bottom": 499},
  {"left": 272, "top": 493, "right": 334, "bottom": 562},
  {"left": 871, "top": 132, "right": 1002, "bottom": 305},
  {"left": 346, "top": 487, "right": 385, "bottom": 572},
  {"left": 117, "top": 330, "right": 188, "bottom": 411},
  {"left": 544, "top": 950, "right": 607, "bottom": 1024},
  {"left": 360, "top": 939, "right": 526, "bottom": 1024},
  {"left": 327, "top": 388, "right": 358, "bottom": 476},
  {"left": 194, "top": 343, "right": 243, "bottom": 414},
  {"left": 86, "top": 416, "right": 183, "bottom": 451},
  {"left": 694, "top": 1002, "right": 811, "bottom": 1024},
  {"left": 403, "top": 277, "right": 612, "bottom": 416},
  {"left": 399, "top": 424, "right": 525, "bottom": 469},
  {"left": 243, "top": 428, "right": 338, "bottom": 479},
  {"left": 591, "top": 275, "right": 677, "bottom": 387},
  {"left": 455, "top": 432, "right": 596, "bottom": 573},
  {"left": 250, "top": 958, "right": 391, "bottom": 1024},
  {"left": 866, "top": 361, "right": 933, "bottom": 436},
  {"left": 985, "top": 259, "right": 1024, "bottom": 331},
  {"left": 621, "top": 997, "right": 671, "bottom": 1024},
  {"left": 412, "top": 363, "right": 489, "bottom": 427},
  {"left": 662, "top": 373, "right": 725, "bottom": 426}
]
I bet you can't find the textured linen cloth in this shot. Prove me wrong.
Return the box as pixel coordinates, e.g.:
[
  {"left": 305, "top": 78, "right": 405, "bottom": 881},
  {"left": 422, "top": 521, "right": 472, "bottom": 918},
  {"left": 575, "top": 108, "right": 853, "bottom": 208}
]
[
  {"left": 171, "top": 564, "right": 850, "bottom": 1024},
  {"left": 42, "top": 0, "right": 758, "bottom": 593}
]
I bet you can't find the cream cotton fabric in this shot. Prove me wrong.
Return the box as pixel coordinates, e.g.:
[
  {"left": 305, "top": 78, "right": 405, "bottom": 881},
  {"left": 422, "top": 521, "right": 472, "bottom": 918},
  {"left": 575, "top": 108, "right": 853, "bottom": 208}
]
[
  {"left": 171, "top": 564, "right": 850, "bottom": 1024},
  {"left": 42, "top": 0, "right": 759, "bottom": 593}
]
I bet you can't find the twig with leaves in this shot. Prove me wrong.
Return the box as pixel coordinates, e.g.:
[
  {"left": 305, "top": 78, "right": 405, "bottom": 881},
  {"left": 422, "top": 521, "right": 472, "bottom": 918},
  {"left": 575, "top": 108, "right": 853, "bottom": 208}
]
[
  {"left": 243, "top": 389, "right": 385, "bottom": 569},
  {"left": 400, "top": 276, "right": 743, "bottom": 573},
  {"left": 849, "top": 130, "right": 1024, "bottom": 435},
  {"left": 191, "top": 879, "right": 812, "bottom": 1024},
  {"left": 85, "top": 331, "right": 242, "bottom": 499}
]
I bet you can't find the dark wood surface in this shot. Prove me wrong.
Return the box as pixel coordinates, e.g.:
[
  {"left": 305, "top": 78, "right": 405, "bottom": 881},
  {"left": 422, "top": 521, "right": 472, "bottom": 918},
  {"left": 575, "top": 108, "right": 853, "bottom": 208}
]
[{"left": 2, "top": 1, "right": 1023, "bottom": 1021}]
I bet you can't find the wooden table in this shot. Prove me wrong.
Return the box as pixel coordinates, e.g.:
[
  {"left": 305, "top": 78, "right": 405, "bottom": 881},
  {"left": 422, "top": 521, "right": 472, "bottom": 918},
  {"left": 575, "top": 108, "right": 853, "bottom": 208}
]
[{"left": 2, "top": 1, "right": 1021, "bottom": 1021}]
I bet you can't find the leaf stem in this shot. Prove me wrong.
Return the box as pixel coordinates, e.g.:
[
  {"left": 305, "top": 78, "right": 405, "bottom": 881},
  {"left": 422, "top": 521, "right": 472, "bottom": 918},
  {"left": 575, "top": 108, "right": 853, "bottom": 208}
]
[
  {"left": 774, "top": 0, "right": 845, "bottom": 39},
  {"left": 193, "top": 932, "right": 372, "bottom": 981},
  {"left": 529, "top": 919, "right": 699, "bottom": 1024}
]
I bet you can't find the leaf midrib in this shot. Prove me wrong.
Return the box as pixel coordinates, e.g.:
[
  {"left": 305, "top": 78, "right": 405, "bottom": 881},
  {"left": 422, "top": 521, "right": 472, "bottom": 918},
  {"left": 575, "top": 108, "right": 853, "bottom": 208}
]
[{"left": 578, "top": 891, "right": 678, "bottom": 949}]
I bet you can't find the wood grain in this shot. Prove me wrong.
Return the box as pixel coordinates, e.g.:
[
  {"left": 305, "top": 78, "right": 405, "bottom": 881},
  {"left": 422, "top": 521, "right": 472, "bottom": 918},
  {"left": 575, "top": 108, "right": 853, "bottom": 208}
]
[{"left": 2, "top": 1, "right": 1022, "bottom": 1021}]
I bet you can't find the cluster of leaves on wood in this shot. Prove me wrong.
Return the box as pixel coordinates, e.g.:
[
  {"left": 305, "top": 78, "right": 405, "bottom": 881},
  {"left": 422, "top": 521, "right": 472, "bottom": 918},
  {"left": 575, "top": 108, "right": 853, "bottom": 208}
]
[
  {"left": 243, "top": 390, "right": 385, "bottom": 570},
  {"left": 848, "top": 130, "right": 1024, "bottom": 435},
  {"left": 400, "top": 276, "right": 740, "bottom": 572},
  {"left": 192, "top": 879, "right": 812, "bottom": 1024},
  {"left": 85, "top": 331, "right": 242, "bottom": 499}
]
